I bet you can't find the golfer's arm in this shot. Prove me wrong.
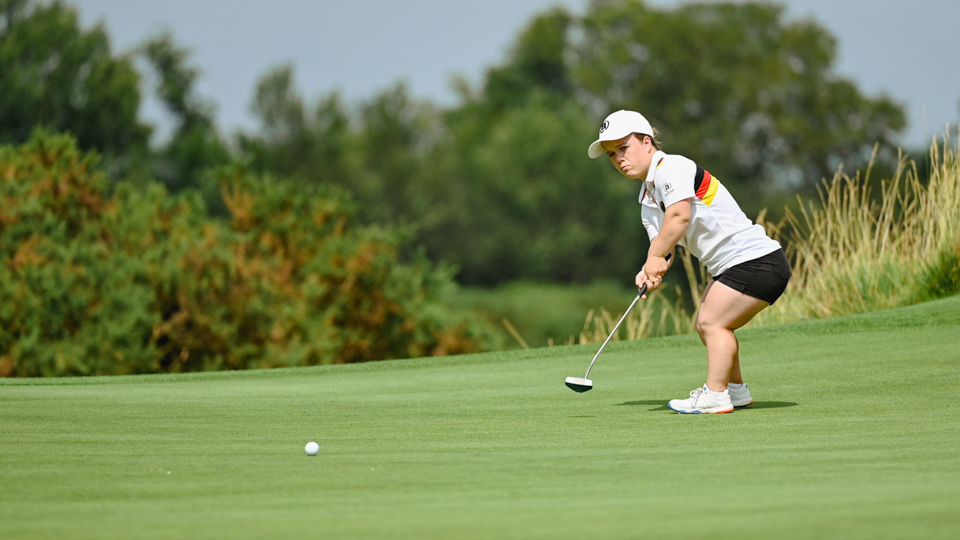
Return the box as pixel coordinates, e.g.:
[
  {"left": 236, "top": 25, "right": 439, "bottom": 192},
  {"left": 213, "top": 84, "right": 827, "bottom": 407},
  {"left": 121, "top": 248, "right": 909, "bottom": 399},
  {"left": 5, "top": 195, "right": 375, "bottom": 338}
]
[{"left": 648, "top": 199, "right": 691, "bottom": 262}]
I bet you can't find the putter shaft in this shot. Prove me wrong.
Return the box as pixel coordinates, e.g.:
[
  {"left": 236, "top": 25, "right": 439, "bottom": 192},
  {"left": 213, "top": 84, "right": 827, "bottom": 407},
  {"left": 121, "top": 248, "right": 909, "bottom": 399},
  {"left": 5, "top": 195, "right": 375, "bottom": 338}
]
[
  {"left": 571, "top": 252, "right": 669, "bottom": 388},
  {"left": 582, "top": 284, "right": 646, "bottom": 379}
]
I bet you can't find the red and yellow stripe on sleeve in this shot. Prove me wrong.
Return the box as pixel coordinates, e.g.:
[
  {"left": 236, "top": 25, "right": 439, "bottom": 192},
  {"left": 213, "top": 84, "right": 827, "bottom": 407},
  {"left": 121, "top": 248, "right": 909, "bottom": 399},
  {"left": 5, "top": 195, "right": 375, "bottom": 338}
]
[{"left": 695, "top": 169, "right": 718, "bottom": 206}]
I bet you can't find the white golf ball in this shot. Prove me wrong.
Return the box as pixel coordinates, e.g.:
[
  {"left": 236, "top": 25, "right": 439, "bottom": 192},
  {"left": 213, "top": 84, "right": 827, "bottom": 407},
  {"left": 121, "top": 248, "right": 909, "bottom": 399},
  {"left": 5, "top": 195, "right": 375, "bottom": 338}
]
[{"left": 305, "top": 441, "right": 320, "bottom": 456}]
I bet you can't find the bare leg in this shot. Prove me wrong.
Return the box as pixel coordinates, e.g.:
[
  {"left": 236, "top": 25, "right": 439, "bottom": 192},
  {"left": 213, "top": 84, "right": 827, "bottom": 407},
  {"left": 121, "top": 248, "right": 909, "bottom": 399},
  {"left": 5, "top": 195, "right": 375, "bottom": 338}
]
[{"left": 695, "top": 279, "right": 769, "bottom": 392}]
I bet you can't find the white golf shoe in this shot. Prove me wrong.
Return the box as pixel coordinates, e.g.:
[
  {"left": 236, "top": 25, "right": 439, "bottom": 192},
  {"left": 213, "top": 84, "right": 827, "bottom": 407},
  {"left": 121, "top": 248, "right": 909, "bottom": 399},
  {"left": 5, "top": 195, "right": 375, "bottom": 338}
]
[
  {"left": 668, "top": 385, "right": 734, "bottom": 414},
  {"left": 728, "top": 383, "right": 754, "bottom": 408}
]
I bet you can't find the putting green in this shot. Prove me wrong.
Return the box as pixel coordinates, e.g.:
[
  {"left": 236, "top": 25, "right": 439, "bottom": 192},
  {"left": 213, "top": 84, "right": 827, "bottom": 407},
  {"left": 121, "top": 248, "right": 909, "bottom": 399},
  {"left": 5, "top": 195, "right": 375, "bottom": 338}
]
[{"left": 3, "top": 297, "right": 959, "bottom": 539}]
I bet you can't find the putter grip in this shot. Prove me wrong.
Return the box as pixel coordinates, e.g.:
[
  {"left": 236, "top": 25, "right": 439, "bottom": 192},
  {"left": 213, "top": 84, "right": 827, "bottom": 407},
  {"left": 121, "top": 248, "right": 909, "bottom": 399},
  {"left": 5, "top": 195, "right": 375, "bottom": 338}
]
[{"left": 638, "top": 252, "right": 672, "bottom": 295}]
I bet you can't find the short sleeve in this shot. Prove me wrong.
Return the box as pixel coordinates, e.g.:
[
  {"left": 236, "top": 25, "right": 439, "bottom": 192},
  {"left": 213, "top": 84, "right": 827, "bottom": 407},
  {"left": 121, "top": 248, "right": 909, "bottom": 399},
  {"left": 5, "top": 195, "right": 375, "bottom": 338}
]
[{"left": 654, "top": 155, "right": 697, "bottom": 208}]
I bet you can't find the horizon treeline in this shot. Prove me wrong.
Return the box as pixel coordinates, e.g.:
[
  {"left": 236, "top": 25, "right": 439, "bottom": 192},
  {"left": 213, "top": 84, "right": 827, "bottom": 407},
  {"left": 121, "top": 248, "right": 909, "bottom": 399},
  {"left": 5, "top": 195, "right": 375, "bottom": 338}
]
[{"left": 0, "top": 0, "right": 916, "bottom": 287}]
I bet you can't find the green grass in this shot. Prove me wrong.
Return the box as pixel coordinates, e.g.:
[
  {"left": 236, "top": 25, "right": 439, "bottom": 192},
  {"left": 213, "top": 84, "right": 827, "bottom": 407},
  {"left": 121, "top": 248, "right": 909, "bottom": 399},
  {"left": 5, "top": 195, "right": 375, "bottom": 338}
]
[{"left": 3, "top": 296, "right": 960, "bottom": 539}]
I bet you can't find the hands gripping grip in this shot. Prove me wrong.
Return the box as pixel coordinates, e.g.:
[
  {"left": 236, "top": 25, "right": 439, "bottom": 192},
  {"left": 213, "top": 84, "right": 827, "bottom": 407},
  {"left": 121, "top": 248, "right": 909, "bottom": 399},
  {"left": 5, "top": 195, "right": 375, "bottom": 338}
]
[{"left": 639, "top": 252, "right": 672, "bottom": 295}]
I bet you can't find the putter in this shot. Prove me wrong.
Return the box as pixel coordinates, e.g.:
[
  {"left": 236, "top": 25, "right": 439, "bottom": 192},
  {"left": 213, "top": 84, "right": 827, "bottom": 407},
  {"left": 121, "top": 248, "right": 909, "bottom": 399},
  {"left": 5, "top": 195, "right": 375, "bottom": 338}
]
[{"left": 565, "top": 254, "right": 670, "bottom": 393}]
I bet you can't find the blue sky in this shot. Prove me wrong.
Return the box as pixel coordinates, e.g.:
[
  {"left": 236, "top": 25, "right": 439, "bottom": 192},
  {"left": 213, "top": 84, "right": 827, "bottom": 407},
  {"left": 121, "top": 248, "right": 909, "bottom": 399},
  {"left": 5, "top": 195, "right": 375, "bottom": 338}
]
[{"left": 70, "top": 0, "right": 959, "bottom": 149}]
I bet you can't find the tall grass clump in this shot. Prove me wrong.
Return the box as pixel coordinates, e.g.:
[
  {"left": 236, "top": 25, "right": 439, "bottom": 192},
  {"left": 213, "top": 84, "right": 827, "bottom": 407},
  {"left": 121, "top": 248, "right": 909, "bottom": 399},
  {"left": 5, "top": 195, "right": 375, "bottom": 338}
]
[{"left": 762, "top": 131, "right": 960, "bottom": 323}]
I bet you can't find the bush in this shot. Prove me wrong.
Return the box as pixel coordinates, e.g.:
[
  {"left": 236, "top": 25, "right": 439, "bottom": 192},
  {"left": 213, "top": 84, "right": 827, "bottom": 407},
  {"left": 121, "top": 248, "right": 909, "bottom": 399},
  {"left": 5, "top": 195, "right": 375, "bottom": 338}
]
[
  {"left": 0, "top": 132, "right": 160, "bottom": 376},
  {"left": 0, "top": 132, "right": 495, "bottom": 377}
]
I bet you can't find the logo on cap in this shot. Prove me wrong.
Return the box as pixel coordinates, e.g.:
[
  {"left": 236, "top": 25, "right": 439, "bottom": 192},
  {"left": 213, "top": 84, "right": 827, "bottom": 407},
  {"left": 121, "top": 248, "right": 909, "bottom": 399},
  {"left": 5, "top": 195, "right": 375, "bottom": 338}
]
[{"left": 599, "top": 120, "right": 610, "bottom": 133}]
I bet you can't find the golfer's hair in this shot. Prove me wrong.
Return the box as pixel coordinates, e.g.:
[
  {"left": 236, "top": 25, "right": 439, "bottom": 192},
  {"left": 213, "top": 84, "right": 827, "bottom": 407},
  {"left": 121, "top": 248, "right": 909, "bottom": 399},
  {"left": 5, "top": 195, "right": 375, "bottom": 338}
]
[{"left": 640, "top": 128, "right": 662, "bottom": 150}]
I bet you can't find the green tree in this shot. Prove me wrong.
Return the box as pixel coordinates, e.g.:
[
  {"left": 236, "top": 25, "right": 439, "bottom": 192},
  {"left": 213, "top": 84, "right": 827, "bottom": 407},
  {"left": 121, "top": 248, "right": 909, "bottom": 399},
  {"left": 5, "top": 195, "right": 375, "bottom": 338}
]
[
  {"left": 0, "top": 0, "right": 150, "bottom": 166},
  {"left": 139, "top": 32, "right": 230, "bottom": 193},
  {"left": 239, "top": 68, "right": 442, "bottom": 228},
  {"left": 419, "top": 94, "right": 645, "bottom": 285},
  {"left": 482, "top": 7, "right": 574, "bottom": 114},
  {"left": 569, "top": 1, "right": 906, "bottom": 213},
  {"left": 239, "top": 65, "right": 354, "bottom": 190},
  {"left": 351, "top": 82, "right": 442, "bottom": 226},
  {"left": 411, "top": 8, "right": 647, "bottom": 284}
]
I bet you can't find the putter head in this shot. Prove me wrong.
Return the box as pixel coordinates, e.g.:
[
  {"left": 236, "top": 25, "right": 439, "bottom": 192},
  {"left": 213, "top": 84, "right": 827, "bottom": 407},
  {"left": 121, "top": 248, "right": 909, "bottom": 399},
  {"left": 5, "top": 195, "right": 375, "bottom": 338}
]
[{"left": 565, "top": 376, "right": 593, "bottom": 393}]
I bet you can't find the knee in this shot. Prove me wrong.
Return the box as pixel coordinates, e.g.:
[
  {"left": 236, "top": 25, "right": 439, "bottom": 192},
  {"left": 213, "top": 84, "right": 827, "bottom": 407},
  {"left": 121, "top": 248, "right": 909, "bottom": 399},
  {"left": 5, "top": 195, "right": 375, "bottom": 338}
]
[
  {"left": 695, "top": 317, "right": 710, "bottom": 339},
  {"left": 696, "top": 316, "right": 723, "bottom": 340}
]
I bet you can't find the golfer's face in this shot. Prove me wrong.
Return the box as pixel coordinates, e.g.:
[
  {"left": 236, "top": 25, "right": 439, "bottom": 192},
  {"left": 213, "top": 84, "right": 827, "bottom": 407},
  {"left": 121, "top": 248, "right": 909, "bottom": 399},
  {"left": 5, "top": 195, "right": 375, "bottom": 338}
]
[{"left": 601, "top": 134, "right": 653, "bottom": 180}]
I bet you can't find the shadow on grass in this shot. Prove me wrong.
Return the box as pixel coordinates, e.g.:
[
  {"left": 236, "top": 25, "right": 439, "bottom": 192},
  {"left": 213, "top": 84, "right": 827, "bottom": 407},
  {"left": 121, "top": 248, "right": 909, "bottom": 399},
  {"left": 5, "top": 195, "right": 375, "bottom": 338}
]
[{"left": 616, "top": 400, "right": 799, "bottom": 411}]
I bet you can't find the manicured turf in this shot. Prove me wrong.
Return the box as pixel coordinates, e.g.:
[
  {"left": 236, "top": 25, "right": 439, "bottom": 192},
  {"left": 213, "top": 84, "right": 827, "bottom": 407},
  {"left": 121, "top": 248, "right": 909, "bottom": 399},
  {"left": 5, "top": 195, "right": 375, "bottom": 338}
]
[{"left": 3, "top": 297, "right": 960, "bottom": 539}]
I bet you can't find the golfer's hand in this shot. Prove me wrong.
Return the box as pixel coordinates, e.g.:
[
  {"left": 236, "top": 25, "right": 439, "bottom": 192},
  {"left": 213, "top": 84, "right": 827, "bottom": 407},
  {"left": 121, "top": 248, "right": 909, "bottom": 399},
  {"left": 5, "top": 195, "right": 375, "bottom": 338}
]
[
  {"left": 638, "top": 259, "right": 666, "bottom": 293},
  {"left": 635, "top": 270, "right": 659, "bottom": 298},
  {"left": 645, "top": 256, "right": 669, "bottom": 282}
]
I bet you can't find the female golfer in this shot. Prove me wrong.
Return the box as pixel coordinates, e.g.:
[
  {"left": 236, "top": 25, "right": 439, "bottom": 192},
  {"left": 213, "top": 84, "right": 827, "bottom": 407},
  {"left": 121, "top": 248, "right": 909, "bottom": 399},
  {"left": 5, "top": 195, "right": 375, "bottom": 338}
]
[{"left": 587, "top": 110, "right": 791, "bottom": 414}]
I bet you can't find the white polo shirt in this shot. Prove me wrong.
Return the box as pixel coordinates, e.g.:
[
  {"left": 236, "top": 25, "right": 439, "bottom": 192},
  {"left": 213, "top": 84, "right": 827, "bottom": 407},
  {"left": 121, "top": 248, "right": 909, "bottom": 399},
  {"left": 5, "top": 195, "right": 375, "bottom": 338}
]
[{"left": 640, "top": 150, "right": 781, "bottom": 276}]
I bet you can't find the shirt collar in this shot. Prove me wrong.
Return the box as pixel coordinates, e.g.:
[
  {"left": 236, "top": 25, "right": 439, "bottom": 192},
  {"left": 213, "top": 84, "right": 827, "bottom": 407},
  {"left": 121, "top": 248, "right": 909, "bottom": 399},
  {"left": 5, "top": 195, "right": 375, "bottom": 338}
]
[
  {"left": 639, "top": 151, "right": 666, "bottom": 205},
  {"left": 644, "top": 150, "right": 666, "bottom": 185}
]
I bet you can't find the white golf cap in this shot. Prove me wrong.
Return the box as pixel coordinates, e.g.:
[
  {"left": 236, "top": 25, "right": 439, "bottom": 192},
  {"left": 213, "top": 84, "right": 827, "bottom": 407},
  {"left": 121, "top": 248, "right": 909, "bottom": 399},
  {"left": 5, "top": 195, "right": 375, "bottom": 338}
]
[{"left": 587, "top": 110, "right": 654, "bottom": 159}]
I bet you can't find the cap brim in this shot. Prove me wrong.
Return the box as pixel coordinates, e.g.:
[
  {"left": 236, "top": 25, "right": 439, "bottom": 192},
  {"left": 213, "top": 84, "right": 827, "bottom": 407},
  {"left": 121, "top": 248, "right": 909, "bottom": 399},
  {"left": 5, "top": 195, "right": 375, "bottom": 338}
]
[
  {"left": 587, "top": 128, "right": 637, "bottom": 159},
  {"left": 587, "top": 140, "right": 606, "bottom": 159}
]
